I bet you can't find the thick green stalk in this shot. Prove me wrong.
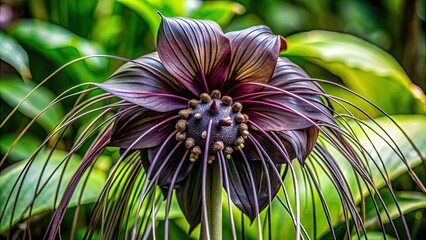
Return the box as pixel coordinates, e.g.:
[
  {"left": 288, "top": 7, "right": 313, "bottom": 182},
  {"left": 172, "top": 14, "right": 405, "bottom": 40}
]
[{"left": 201, "top": 161, "right": 222, "bottom": 240}]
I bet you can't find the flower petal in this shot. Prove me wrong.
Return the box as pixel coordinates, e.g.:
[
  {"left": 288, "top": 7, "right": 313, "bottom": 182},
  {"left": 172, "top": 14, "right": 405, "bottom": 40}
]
[
  {"left": 176, "top": 161, "right": 203, "bottom": 233},
  {"left": 225, "top": 152, "right": 281, "bottom": 221},
  {"left": 97, "top": 53, "right": 188, "bottom": 112},
  {"left": 141, "top": 141, "right": 193, "bottom": 187},
  {"left": 244, "top": 130, "right": 289, "bottom": 164},
  {"left": 278, "top": 126, "right": 319, "bottom": 165},
  {"left": 242, "top": 58, "right": 334, "bottom": 131},
  {"left": 267, "top": 58, "right": 334, "bottom": 123},
  {"left": 225, "top": 26, "right": 285, "bottom": 87},
  {"left": 109, "top": 106, "right": 175, "bottom": 149},
  {"left": 157, "top": 15, "right": 231, "bottom": 95},
  {"left": 244, "top": 99, "right": 315, "bottom": 131},
  {"left": 269, "top": 57, "right": 326, "bottom": 98}
]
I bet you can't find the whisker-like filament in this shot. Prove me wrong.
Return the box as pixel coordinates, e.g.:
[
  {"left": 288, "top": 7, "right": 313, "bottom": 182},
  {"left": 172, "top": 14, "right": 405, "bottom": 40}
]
[{"left": 218, "top": 151, "right": 237, "bottom": 240}]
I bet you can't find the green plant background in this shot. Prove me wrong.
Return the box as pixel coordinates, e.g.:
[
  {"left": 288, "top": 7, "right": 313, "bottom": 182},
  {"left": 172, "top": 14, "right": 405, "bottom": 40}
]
[{"left": 0, "top": 0, "right": 425, "bottom": 239}]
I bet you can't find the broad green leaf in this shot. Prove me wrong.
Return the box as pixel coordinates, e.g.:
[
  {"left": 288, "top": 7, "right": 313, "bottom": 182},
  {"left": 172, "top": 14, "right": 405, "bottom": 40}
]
[
  {"left": 283, "top": 31, "right": 425, "bottom": 118},
  {"left": 0, "top": 77, "right": 64, "bottom": 131},
  {"left": 0, "top": 133, "right": 42, "bottom": 162},
  {"left": 0, "top": 149, "right": 107, "bottom": 233},
  {"left": 0, "top": 32, "right": 31, "bottom": 80},
  {"left": 7, "top": 20, "right": 107, "bottom": 83},
  {"left": 190, "top": 1, "right": 245, "bottom": 27},
  {"left": 351, "top": 232, "right": 396, "bottom": 240},
  {"left": 118, "top": 0, "right": 244, "bottom": 40},
  {"left": 364, "top": 191, "right": 426, "bottom": 229},
  {"left": 116, "top": 0, "right": 175, "bottom": 40}
]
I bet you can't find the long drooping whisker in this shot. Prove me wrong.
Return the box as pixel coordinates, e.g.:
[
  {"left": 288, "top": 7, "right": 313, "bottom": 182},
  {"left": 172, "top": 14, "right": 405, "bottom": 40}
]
[
  {"left": 304, "top": 162, "right": 336, "bottom": 239},
  {"left": 151, "top": 179, "right": 159, "bottom": 240},
  {"left": 247, "top": 122, "right": 309, "bottom": 238},
  {"left": 283, "top": 153, "right": 301, "bottom": 239},
  {"left": 244, "top": 136, "right": 273, "bottom": 240},
  {"left": 236, "top": 79, "right": 424, "bottom": 176},
  {"left": 45, "top": 113, "right": 177, "bottom": 239},
  {"left": 309, "top": 147, "right": 364, "bottom": 238},
  {"left": 218, "top": 151, "right": 237, "bottom": 240},
  {"left": 324, "top": 94, "right": 425, "bottom": 192},
  {"left": 0, "top": 54, "right": 157, "bottom": 129},
  {"left": 131, "top": 131, "right": 180, "bottom": 238},
  {"left": 31, "top": 105, "right": 118, "bottom": 234},
  {"left": 238, "top": 149, "right": 263, "bottom": 240},
  {"left": 300, "top": 77, "right": 424, "bottom": 162},
  {"left": 141, "top": 196, "right": 165, "bottom": 240},
  {"left": 44, "top": 128, "right": 112, "bottom": 239},
  {"left": 201, "top": 120, "right": 213, "bottom": 240},
  {"left": 102, "top": 152, "right": 142, "bottom": 239},
  {"left": 0, "top": 87, "right": 116, "bottom": 167},
  {"left": 316, "top": 128, "right": 409, "bottom": 238},
  {"left": 1, "top": 104, "right": 120, "bottom": 234},
  {"left": 164, "top": 150, "right": 188, "bottom": 240},
  {"left": 248, "top": 135, "right": 310, "bottom": 239}
]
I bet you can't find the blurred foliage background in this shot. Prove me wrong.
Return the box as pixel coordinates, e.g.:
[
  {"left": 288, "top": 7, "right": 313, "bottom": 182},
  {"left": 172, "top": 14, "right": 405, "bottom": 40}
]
[{"left": 0, "top": 0, "right": 425, "bottom": 239}]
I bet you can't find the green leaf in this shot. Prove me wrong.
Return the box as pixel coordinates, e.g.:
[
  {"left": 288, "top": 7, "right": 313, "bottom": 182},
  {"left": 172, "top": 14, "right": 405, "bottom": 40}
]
[
  {"left": 283, "top": 31, "right": 425, "bottom": 118},
  {"left": 0, "top": 77, "right": 64, "bottom": 131},
  {"left": 190, "top": 1, "right": 245, "bottom": 27},
  {"left": 364, "top": 191, "right": 426, "bottom": 229},
  {"left": 116, "top": 0, "right": 173, "bottom": 40},
  {"left": 117, "top": 0, "right": 244, "bottom": 40},
  {"left": 0, "top": 133, "right": 42, "bottom": 162},
  {"left": 0, "top": 32, "right": 32, "bottom": 80},
  {"left": 351, "top": 231, "right": 396, "bottom": 240},
  {"left": 0, "top": 149, "right": 107, "bottom": 233},
  {"left": 7, "top": 20, "right": 107, "bottom": 83}
]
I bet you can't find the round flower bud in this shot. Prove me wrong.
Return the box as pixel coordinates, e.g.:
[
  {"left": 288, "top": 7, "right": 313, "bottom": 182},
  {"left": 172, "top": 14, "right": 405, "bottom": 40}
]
[
  {"left": 232, "top": 102, "right": 242, "bottom": 112},
  {"left": 210, "top": 90, "right": 221, "bottom": 99}
]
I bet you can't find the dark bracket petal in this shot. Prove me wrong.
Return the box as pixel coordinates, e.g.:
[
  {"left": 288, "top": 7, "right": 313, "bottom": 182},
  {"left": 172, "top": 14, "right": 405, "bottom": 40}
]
[
  {"left": 176, "top": 161, "right": 203, "bottom": 233},
  {"left": 97, "top": 53, "right": 188, "bottom": 112},
  {"left": 110, "top": 106, "right": 174, "bottom": 149},
  {"left": 242, "top": 58, "right": 335, "bottom": 131},
  {"left": 157, "top": 15, "right": 231, "bottom": 95},
  {"left": 224, "top": 26, "right": 283, "bottom": 94},
  {"left": 245, "top": 99, "right": 315, "bottom": 131},
  {"left": 278, "top": 126, "right": 319, "bottom": 165},
  {"left": 244, "top": 130, "right": 289, "bottom": 164},
  {"left": 142, "top": 140, "right": 193, "bottom": 187},
  {"left": 225, "top": 153, "right": 281, "bottom": 221},
  {"left": 268, "top": 57, "right": 334, "bottom": 122}
]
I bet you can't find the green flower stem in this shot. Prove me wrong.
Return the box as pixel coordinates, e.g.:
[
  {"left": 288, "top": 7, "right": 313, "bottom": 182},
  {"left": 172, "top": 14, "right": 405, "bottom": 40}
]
[{"left": 201, "top": 161, "right": 222, "bottom": 240}]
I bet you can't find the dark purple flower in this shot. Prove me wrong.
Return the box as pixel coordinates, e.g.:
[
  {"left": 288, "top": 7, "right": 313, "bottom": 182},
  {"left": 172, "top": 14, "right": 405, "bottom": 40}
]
[{"left": 83, "top": 15, "right": 337, "bottom": 236}]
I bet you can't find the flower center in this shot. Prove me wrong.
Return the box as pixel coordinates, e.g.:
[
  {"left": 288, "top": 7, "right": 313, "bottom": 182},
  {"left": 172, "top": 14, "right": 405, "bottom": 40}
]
[{"left": 175, "top": 90, "right": 249, "bottom": 163}]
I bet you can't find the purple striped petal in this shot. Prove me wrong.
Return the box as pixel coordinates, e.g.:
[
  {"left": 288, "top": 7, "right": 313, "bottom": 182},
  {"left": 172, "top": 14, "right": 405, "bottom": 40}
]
[
  {"left": 157, "top": 15, "right": 231, "bottom": 95},
  {"left": 176, "top": 161, "right": 203, "bottom": 232},
  {"left": 244, "top": 99, "right": 315, "bottom": 131},
  {"left": 268, "top": 57, "right": 334, "bottom": 123},
  {"left": 278, "top": 127, "right": 319, "bottom": 165},
  {"left": 109, "top": 106, "right": 175, "bottom": 149},
  {"left": 241, "top": 58, "right": 334, "bottom": 131},
  {"left": 244, "top": 131, "right": 289, "bottom": 164},
  {"left": 225, "top": 153, "right": 281, "bottom": 221},
  {"left": 224, "top": 26, "right": 285, "bottom": 94},
  {"left": 141, "top": 141, "right": 193, "bottom": 187},
  {"left": 269, "top": 57, "right": 324, "bottom": 94},
  {"left": 97, "top": 53, "right": 188, "bottom": 112}
]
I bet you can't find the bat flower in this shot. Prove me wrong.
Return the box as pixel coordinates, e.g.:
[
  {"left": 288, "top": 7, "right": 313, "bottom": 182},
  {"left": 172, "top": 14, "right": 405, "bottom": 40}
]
[
  {"left": 3, "top": 14, "right": 422, "bottom": 240},
  {"left": 94, "top": 15, "right": 333, "bottom": 233}
]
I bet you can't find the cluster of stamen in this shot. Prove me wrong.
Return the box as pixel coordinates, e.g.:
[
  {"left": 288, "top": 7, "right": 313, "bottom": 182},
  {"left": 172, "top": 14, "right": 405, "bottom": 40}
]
[{"left": 175, "top": 90, "right": 249, "bottom": 163}]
